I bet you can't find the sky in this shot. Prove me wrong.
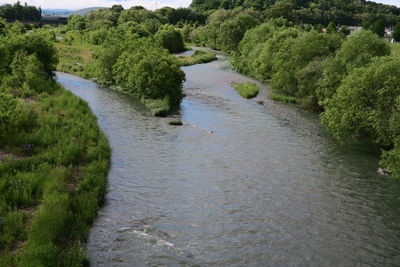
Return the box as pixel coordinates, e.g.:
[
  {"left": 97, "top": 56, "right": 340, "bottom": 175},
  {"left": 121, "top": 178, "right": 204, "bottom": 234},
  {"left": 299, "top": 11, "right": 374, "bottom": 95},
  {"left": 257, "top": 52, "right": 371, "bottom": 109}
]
[{"left": 0, "top": 0, "right": 398, "bottom": 11}]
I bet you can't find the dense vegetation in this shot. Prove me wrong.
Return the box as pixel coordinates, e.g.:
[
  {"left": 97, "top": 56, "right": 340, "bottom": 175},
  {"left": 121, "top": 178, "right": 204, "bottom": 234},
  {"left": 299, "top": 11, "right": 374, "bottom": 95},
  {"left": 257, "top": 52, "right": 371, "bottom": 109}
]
[
  {"left": 190, "top": 0, "right": 400, "bottom": 26},
  {"left": 0, "top": 20, "right": 110, "bottom": 266},
  {"left": 0, "top": 1, "right": 41, "bottom": 21},
  {"left": 56, "top": 5, "right": 190, "bottom": 116}
]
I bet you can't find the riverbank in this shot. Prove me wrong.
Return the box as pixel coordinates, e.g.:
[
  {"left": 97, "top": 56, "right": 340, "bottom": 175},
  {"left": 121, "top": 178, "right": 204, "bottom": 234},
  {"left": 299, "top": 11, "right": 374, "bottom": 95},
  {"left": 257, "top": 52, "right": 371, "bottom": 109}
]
[{"left": 0, "top": 83, "right": 110, "bottom": 266}]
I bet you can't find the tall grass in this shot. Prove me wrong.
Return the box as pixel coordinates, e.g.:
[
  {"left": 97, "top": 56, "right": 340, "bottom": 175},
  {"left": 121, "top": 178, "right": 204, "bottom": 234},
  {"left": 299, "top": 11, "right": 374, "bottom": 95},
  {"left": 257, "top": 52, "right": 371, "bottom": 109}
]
[
  {"left": 390, "top": 43, "right": 400, "bottom": 58},
  {"left": 0, "top": 84, "right": 110, "bottom": 266}
]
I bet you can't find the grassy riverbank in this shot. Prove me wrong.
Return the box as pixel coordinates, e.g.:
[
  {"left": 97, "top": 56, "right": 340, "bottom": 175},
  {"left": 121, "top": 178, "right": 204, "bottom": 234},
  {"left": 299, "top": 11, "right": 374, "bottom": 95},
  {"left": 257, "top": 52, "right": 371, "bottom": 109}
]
[
  {"left": 0, "top": 22, "right": 111, "bottom": 266},
  {"left": 0, "top": 84, "right": 110, "bottom": 266}
]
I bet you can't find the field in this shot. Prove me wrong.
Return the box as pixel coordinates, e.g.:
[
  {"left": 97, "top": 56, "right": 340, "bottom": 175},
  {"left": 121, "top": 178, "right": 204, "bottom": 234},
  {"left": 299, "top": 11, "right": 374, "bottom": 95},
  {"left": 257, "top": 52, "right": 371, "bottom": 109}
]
[{"left": 390, "top": 43, "right": 400, "bottom": 58}]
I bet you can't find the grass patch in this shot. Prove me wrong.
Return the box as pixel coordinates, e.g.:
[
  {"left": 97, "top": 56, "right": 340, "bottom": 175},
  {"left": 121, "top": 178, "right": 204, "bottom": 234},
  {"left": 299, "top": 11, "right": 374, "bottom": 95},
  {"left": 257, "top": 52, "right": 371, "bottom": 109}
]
[
  {"left": 55, "top": 42, "right": 98, "bottom": 79},
  {"left": 0, "top": 84, "right": 110, "bottom": 265},
  {"left": 231, "top": 82, "right": 259, "bottom": 99},
  {"left": 390, "top": 43, "right": 400, "bottom": 58},
  {"left": 177, "top": 50, "right": 217, "bottom": 66},
  {"left": 169, "top": 120, "right": 183, "bottom": 126},
  {"left": 269, "top": 93, "right": 297, "bottom": 103}
]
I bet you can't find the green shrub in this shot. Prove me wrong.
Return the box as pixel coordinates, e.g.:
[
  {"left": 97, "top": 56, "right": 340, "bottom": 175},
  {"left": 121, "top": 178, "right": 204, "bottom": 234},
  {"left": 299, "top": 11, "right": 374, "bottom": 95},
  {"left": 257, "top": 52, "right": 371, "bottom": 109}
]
[{"left": 155, "top": 25, "right": 185, "bottom": 53}]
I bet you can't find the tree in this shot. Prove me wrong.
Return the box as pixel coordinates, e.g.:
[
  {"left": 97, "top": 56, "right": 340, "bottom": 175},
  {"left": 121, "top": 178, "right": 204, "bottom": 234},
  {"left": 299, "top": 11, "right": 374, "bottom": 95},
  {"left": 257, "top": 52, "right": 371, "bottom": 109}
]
[
  {"left": 218, "top": 13, "right": 259, "bottom": 53},
  {"left": 67, "top": 15, "right": 87, "bottom": 30},
  {"left": 393, "top": 22, "right": 400, "bottom": 42},
  {"left": 271, "top": 31, "right": 342, "bottom": 96},
  {"left": 371, "top": 19, "right": 385, "bottom": 37},
  {"left": 317, "top": 30, "right": 390, "bottom": 103},
  {"left": 112, "top": 40, "right": 185, "bottom": 104},
  {"left": 265, "top": 1, "right": 295, "bottom": 22},
  {"left": 155, "top": 25, "right": 185, "bottom": 53},
  {"left": 321, "top": 56, "right": 400, "bottom": 175},
  {"left": 326, "top": 21, "right": 336, "bottom": 34}
]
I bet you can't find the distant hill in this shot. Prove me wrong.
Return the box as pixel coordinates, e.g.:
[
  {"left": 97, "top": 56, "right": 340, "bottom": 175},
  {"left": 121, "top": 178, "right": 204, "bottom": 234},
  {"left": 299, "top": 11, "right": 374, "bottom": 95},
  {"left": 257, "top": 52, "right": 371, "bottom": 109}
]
[{"left": 72, "top": 7, "right": 107, "bottom": 16}]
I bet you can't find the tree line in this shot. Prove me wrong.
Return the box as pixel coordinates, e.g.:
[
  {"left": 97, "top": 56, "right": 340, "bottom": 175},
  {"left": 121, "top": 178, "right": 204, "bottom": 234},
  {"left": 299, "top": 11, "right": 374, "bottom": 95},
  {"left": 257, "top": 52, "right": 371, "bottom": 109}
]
[
  {"left": 190, "top": 0, "right": 400, "bottom": 26},
  {"left": 0, "top": 1, "right": 41, "bottom": 21}
]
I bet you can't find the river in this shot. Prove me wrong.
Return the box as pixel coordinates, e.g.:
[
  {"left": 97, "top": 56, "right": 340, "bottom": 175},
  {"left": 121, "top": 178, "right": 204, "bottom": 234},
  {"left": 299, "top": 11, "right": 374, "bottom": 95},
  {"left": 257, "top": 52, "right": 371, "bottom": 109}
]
[{"left": 56, "top": 54, "right": 400, "bottom": 266}]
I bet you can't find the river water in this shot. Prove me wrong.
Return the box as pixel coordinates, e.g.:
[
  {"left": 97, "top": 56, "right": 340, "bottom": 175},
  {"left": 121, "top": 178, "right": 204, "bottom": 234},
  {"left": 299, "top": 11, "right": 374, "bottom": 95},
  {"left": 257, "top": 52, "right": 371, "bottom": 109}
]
[{"left": 56, "top": 54, "right": 400, "bottom": 266}]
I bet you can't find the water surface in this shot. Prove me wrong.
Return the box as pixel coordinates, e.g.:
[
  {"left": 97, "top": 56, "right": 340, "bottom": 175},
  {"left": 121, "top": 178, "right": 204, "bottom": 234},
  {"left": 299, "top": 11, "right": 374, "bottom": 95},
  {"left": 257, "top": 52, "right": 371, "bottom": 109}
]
[{"left": 57, "top": 55, "right": 400, "bottom": 266}]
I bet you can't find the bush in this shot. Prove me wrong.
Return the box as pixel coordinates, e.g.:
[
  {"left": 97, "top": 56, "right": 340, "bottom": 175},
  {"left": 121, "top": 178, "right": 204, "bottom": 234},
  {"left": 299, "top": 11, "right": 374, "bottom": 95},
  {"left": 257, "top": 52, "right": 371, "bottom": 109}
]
[
  {"left": 317, "top": 30, "right": 390, "bottom": 104},
  {"left": 155, "top": 25, "right": 185, "bottom": 53},
  {"left": 112, "top": 40, "right": 185, "bottom": 106},
  {"left": 271, "top": 31, "right": 342, "bottom": 96}
]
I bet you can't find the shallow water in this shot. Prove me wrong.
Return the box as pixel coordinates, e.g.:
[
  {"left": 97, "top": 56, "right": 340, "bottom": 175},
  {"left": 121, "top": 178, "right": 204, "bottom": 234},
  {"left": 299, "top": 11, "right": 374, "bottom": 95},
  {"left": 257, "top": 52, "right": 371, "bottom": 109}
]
[{"left": 57, "top": 55, "right": 400, "bottom": 266}]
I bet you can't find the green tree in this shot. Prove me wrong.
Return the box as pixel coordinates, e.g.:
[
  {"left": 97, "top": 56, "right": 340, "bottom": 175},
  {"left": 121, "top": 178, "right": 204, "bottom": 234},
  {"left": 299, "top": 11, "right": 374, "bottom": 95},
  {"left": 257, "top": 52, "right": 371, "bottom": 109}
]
[
  {"left": 265, "top": 1, "right": 295, "bottom": 22},
  {"left": 371, "top": 19, "right": 385, "bottom": 37},
  {"left": 218, "top": 13, "right": 259, "bottom": 53},
  {"left": 326, "top": 21, "right": 336, "bottom": 34},
  {"left": 155, "top": 25, "right": 185, "bottom": 53},
  {"left": 67, "top": 15, "right": 87, "bottom": 30},
  {"left": 271, "top": 31, "right": 342, "bottom": 96},
  {"left": 321, "top": 56, "right": 400, "bottom": 175},
  {"left": 317, "top": 30, "right": 390, "bottom": 103},
  {"left": 112, "top": 41, "right": 185, "bottom": 104},
  {"left": 393, "top": 22, "right": 400, "bottom": 42}
]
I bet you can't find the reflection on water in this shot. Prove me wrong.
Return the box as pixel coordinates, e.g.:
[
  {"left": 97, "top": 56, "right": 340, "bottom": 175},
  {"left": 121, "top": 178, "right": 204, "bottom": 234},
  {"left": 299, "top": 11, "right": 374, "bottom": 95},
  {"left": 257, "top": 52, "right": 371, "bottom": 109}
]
[{"left": 57, "top": 56, "right": 400, "bottom": 266}]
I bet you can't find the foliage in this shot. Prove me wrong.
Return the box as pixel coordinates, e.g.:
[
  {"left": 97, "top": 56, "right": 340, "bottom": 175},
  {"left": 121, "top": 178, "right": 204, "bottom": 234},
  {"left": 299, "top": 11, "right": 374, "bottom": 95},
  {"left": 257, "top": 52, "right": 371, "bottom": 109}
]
[
  {"left": 155, "top": 25, "right": 185, "bottom": 53},
  {"left": 231, "top": 82, "right": 259, "bottom": 98},
  {"left": 321, "top": 56, "right": 400, "bottom": 176},
  {"left": 218, "top": 13, "right": 260, "bottom": 53},
  {"left": 265, "top": 1, "right": 295, "bottom": 22},
  {"left": 195, "top": 9, "right": 262, "bottom": 53},
  {"left": 190, "top": 0, "right": 400, "bottom": 26},
  {"left": 317, "top": 30, "right": 390, "bottom": 103},
  {"left": 370, "top": 19, "right": 386, "bottom": 37},
  {"left": 393, "top": 22, "right": 400, "bottom": 42},
  {"left": 0, "top": 21, "right": 110, "bottom": 265},
  {"left": 0, "top": 1, "right": 41, "bottom": 21},
  {"left": 269, "top": 93, "right": 297, "bottom": 103},
  {"left": 326, "top": 22, "right": 337, "bottom": 34},
  {"left": 112, "top": 39, "right": 185, "bottom": 105},
  {"left": 271, "top": 31, "right": 342, "bottom": 96},
  {"left": 0, "top": 31, "right": 58, "bottom": 76}
]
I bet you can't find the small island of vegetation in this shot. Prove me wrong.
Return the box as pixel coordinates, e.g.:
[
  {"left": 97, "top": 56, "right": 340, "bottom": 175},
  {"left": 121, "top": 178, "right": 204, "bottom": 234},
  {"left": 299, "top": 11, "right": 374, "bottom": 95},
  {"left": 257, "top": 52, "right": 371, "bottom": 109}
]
[{"left": 231, "top": 82, "right": 259, "bottom": 99}]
